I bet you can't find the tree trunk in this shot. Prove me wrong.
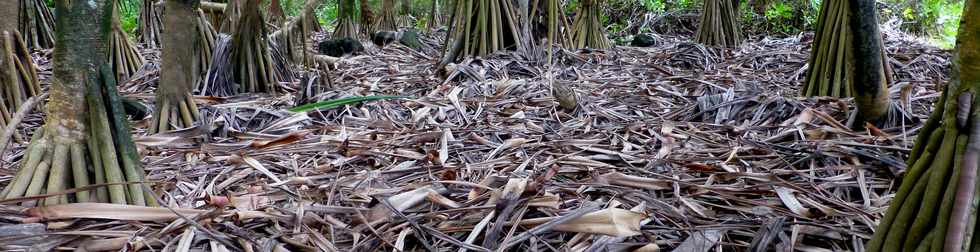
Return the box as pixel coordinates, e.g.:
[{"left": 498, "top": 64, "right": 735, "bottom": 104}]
[
  {"left": 377, "top": 0, "right": 400, "bottom": 31},
  {"left": 1, "top": 0, "right": 150, "bottom": 206},
  {"left": 865, "top": 0, "right": 980, "bottom": 250},
  {"left": 152, "top": 0, "right": 203, "bottom": 134},
  {"left": 360, "top": 0, "right": 376, "bottom": 35},
  {"left": 335, "top": 0, "right": 359, "bottom": 38},
  {"left": 848, "top": 0, "right": 890, "bottom": 126},
  {"left": 268, "top": 0, "right": 287, "bottom": 27}
]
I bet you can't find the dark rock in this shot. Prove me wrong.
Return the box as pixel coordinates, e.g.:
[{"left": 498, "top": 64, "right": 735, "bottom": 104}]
[
  {"left": 318, "top": 38, "right": 364, "bottom": 57},
  {"left": 631, "top": 34, "right": 656, "bottom": 47},
  {"left": 372, "top": 31, "right": 399, "bottom": 47},
  {"left": 398, "top": 29, "right": 422, "bottom": 51}
]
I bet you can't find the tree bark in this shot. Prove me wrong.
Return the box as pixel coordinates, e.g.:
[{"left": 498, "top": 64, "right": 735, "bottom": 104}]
[
  {"left": 848, "top": 0, "right": 889, "bottom": 126},
  {"left": 152, "top": 0, "right": 203, "bottom": 134},
  {"left": 360, "top": 0, "right": 376, "bottom": 34}
]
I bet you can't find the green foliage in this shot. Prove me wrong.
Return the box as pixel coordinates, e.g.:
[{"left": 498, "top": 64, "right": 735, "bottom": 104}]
[
  {"left": 118, "top": 0, "right": 140, "bottom": 35},
  {"left": 764, "top": 2, "right": 795, "bottom": 33}
]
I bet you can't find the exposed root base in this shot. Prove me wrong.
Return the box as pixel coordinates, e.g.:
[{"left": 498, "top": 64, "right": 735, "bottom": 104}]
[
  {"left": 442, "top": 0, "right": 523, "bottom": 62},
  {"left": 0, "top": 31, "right": 42, "bottom": 127},
  {"left": 571, "top": 0, "right": 611, "bottom": 49},
  {"left": 108, "top": 28, "right": 146, "bottom": 82},
  {"left": 19, "top": 0, "right": 56, "bottom": 49},
  {"left": 230, "top": 0, "right": 281, "bottom": 94},
  {"left": 694, "top": 0, "right": 742, "bottom": 47},
  {"left": 865, "top": 89, "right": 980, "bottom": 251},
  {"left": 137, "top": 0, "right": 163, "bottom": 48},
  {"left": 149, "top": 94, "right": 202, "bottom": 134},
  {"left": 802, "top": 0, "right": 892, "bottom": 98},
  {"left": 1, "top": 67, "right": 152, "bottom": 206}
]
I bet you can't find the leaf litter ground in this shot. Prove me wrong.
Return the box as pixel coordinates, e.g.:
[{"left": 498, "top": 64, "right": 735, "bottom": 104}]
[{"left": 0, "top": 27, "right": 953, "bottom": 251}]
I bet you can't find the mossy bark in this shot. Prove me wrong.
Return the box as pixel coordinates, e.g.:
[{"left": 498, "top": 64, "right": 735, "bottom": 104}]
[
  {"left": 570, "top": 0, "right": 610, "bottom": 49},
  {"left": 865, "top": 0, "right": 980, "bottom": 250},
  {"left": 694, "top": 0, "right": 742, "bottom": 47},
  {"left": 0, "top": 0, "right": 151, "bottom": 206},
  {"left": 151, "top": 0, "right": 204, "bottom": 134}
]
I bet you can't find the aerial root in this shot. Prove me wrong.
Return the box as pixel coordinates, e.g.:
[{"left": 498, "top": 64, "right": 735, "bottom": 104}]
[{"left": 149, "top": 93, "right": 202, "bottom": 134}]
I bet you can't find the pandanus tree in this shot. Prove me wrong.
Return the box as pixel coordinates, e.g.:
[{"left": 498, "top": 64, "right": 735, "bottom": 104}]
[
  {"left": 865, "top": 0, "right": 980, "bottom": 250},
  {"left": 20, "top": 0, "right": 57, "bottom": 50},
  {"left": 376, "top": 0, "right": 400, "bottom": 31},
  {"left": 151, "top": 0, "right": 205, "bottom": 134},
  {"left": 1, "top": 2, "right": 43, "bottom": 130},
  {"left": 801, "top": 0, "right": 892, "bottom": 99},
  {"left": 109, "top": 2, "right": 146, "bottom": 82},
  {"left": 267, "top": 0, "right": 287, "bottom": 27},
  {"left": 138, "top": 0, "right": 164, "bottom": 48},
  {"left": 0, "top": 0, "right": 152, "bottom": 206},
  {"left": 438, "top": 0, "right": 526, "bottom": 67},
  {"left": 360, "top": 0, "right": 376, "bottom": 35},
  {"left": 335, "top": 0, "right": 360, "bottom": 39},
  {"left": 570, "top": 0, "right": 611, "bottom": 49},
  {"left": 271, "top": 0, "right": 322, "bottom": 64},
  {"left": 200, "top": 0, "right": 289, "bottom": 96},
  {"left": 694, "top": 0, "right": 742, "bottom": 47}
]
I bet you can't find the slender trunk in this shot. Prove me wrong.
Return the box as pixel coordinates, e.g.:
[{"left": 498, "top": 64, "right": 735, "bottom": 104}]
[
  {"left": 377, "top": 0, "right": 399, "bottom": 31},
  {"left": 848, "top": 0, "right": 890, "bottom": 127},
  {"left": 335, "top": 0, "right": 359, "bottom": 38}
]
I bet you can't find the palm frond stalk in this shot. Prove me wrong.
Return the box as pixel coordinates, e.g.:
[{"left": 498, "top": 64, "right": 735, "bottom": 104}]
[
  {"left": 694, "top": 0, "right": 742, "bottom": 47},
  {"left": 865, "top": 0, "right": 980, "bottom": 250},
  {"left": 0, "top": 0, "right": 152, "bottom": 207}
]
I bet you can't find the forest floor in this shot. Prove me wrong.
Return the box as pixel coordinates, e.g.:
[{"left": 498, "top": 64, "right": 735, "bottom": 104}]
[{"left": 0, "top": 26, "right": 953, "bottom": 251}]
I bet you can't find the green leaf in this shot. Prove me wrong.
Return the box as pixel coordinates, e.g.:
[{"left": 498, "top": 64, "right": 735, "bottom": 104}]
[{"left": 288, "top": 96, "right": 410, "bottom": 113}]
